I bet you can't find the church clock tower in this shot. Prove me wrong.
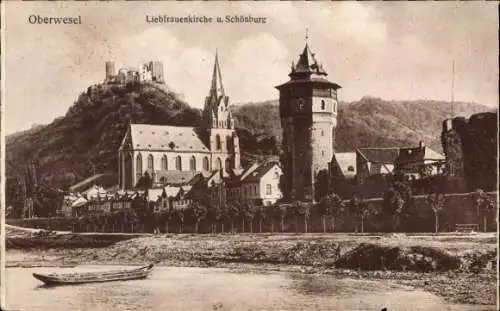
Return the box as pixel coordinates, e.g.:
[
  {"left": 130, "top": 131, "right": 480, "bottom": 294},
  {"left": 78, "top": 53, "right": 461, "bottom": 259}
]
[{"left": 276, "top": 39, "right": 341, "bottom": 202}]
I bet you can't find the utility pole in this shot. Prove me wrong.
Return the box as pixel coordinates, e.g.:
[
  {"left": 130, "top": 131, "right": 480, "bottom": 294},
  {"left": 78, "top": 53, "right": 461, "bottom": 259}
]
[{"left": 451, "top": 60, "right": 455, "bottom": 118}]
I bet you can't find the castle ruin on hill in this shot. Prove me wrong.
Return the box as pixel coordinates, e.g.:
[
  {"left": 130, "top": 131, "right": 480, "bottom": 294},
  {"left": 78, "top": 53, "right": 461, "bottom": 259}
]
[{"left": 104, "top": 60, "right": 165, "bottom": 84}]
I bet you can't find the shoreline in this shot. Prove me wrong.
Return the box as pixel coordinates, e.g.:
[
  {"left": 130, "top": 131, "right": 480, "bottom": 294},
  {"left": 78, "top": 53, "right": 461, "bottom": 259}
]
[
  {"left": 5, "top": 229, "right": 497, "bottom": 306},
  {"left": 6, "top": 253, "right": 496, "bottom": 307}
]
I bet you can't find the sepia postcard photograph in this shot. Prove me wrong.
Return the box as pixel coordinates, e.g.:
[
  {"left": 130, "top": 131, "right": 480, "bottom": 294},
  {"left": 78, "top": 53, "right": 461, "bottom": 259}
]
[{"left": 0, "top": 1, "right": 498, "bottom": 310}]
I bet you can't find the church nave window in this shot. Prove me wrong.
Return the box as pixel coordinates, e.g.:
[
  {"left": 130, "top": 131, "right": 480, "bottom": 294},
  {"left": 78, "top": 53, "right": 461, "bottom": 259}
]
[
  {"left": 162, "top": 155, "right": 168, "bottom": 170},
  {"left": 176, "top": 155, "right": 182, "bottom": 171},
  {"left": 148, "top": 154, "right": 154, "bottom": 170},
  {"left": 190, "top": 156, "right": 197, "bottom": 171},
  {"left": 136, "top": 154, "right": 143, "bottom": 175}
]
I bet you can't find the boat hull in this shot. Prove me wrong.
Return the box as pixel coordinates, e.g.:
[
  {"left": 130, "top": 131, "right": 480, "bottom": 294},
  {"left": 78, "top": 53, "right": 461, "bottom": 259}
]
[{"left": 32, "top": 264, "right": 154, "bottom": 286}]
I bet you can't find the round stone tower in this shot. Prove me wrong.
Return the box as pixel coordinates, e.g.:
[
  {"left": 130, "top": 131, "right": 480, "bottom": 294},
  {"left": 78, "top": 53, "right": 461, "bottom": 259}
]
[{"left": 276, "top": 41, "right": 341, "bottom": 202}]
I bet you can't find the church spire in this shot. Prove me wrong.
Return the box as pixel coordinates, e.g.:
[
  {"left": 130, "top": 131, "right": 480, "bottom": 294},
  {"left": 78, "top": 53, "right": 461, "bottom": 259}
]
[{"left": 210, "top": 50, "right": 225, "bottom": 98}]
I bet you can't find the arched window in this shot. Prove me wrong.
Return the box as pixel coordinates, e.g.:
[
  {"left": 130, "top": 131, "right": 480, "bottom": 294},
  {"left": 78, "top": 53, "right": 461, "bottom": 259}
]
[
  {"left": 136, "top": 154, "right": 142, "bottom": 174},
  {"left": 226, "top": 136, "right": 233, "bottom": 151},
  {"left": 147, "top": 154, "right": 154, "bottom": 170},
  {"left": 321, "top": 130, "right": 324, "bottom": 136},
  {"left": 162, "top": 155, "right": 168, "bottom": 170},
  {"left": 203, "top": 157, "right": 210, "bottom": 171},
  {"left": 190, "top": 156, "right": 196, "bottom": 171},
  {"left": 176, "top": 156, "right": 182, "bottom": 171},
  {"left": 333, "top": 102, "right": 337, "bottom": 113},
  {"left": 225, "top": 158, "right": 231, "bottom": 172},
  {"left": 216, "top": 134, "right": 221, "bottom": 150},
  {"left": 216, "top": 158, "right": 222, "bottom": 170},
  {"left": 321, "top": 100, "right": 325, "bottom": 110}
]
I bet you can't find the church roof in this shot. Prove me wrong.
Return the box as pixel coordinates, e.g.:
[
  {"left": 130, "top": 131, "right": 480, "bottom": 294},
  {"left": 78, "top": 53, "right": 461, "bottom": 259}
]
[{"left": 129, "top": 124, "right": 209, "bottom": 152}]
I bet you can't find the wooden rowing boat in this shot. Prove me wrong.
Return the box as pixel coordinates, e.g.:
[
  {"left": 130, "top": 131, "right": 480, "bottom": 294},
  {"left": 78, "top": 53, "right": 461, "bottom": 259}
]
[{"left": 32, "top": 264, "right": 154, "bottom": 286}]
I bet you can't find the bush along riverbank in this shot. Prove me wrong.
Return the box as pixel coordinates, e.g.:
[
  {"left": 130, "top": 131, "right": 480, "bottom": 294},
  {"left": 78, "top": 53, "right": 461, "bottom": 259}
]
[{"left": 6, "top": 233, "right": 497, "bottom": 305}]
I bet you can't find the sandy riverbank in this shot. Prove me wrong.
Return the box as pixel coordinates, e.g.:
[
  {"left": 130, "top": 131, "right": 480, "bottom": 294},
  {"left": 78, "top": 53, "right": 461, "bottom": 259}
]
[{"left": 5, "top": 227, "right": 497, "bottom": 305}]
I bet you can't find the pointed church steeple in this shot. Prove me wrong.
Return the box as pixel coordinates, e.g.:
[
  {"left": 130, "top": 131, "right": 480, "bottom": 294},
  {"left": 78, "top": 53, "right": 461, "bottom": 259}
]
[
  {"left": 210, "top": 50, "right": 225, "bottom": 99},
  {"left": 203, "top": 51, "right": 232, "bottom": 130},
  {"left": 201, "top": 50, "right": 241, "bottom": 173}
]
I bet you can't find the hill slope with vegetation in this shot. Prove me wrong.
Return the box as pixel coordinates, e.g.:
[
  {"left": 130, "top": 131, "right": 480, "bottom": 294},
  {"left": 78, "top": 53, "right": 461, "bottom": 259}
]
[
  {"left": 6, "top": 82, "right": 491, "bottom": 201},
  {"left": 6, "top": 82, "right": 202, "bottom": 190},
  {"left": 232, "top": 97, "right": 491, "bottom": 153}
]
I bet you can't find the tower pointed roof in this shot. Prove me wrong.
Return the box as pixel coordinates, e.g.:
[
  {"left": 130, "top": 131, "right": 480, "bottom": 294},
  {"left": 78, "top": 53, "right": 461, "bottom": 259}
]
[
  {"left": 276, "top": 35, "right": 341, "bottom": 91},
  {"left": 291, "top": 43, "right": 328, "bottom": 77},
  {"left": 209, "top": 50, "right": 225, "bottom": 98}
]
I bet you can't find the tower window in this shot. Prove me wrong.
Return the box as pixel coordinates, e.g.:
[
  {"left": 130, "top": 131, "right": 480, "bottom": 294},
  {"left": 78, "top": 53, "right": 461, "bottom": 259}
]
[
  {"left": 225, "top": 158, "right": 231, "bottom": 172},
  {"left": 321, "top": 100, "right": 325, "bottom": 110},
  {"left": 216, "top": 134, "right": 221, "bottom": 150},
  {"left": 203, "top": 157, "right": 210, "bottom": 171},
  {"left": 321, "top": 130, "right": 324, "bottom": 136},
  {"left": 297, "top": 98, "right": 305, "bottom": 111},
  {"left": 321, "top": 150, "right": 325, "bottom": 156},
  {"left": 226, "top": 136, "right": 233, "bottom": 151},
  {"left": 216, "top": 158, "right": 222, "bottom": 170}
]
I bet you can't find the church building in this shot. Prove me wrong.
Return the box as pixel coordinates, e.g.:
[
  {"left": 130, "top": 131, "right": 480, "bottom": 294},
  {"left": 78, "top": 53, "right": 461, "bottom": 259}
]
[{"left": 118, "top": 52, "right": 241, "bottom": 190}]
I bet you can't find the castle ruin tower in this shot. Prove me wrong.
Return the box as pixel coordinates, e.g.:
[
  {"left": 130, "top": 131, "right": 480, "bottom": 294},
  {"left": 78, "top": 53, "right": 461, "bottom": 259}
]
[
  {"left": 149, "top": 61, "right": 165, "bottom": 83},
  {"left": 276, "top": 39, "right": 341, "bottom": 202},
  {"left": 203, "top": 51, "right": 241, "bottom": 174},
  {"left": 105, "top": 61, "right": 115, "bottom": 81}
]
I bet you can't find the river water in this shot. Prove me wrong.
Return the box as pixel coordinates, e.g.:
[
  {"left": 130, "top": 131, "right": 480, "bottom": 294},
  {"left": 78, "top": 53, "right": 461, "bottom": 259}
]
[{"left": 4, "top": 266, "right": 495, "bottom": 311}]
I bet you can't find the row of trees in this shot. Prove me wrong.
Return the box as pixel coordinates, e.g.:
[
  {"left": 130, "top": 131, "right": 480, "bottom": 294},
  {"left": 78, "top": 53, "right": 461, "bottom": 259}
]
[
  {"left": 67, "top": 167, "right": 495, "bottom": 234},
  {"left": 70, "top": 193, "right": 380, "bottom": 234}
]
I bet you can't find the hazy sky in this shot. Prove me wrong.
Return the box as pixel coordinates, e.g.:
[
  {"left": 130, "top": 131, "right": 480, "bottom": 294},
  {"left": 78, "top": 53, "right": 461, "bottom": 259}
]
[{"left": 4, "top": 1, "right": 498, "bottom": 134}]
